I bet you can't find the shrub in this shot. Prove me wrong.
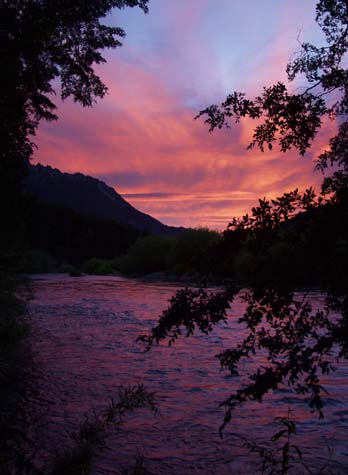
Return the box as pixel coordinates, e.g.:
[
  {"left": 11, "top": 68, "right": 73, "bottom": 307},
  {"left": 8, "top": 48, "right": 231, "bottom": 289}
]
[
  {"left": 172, "top": 228, "right": 222, "bottom": 275},
  {"left": 27, "top": 249, "right": 56, "bottom": 273},
  {"left": 118, "top": 235, "right": 174, "bottom": 276},
  {"left": 82, "top": 258, "right": 114, "bottom": 275},
  {"left": 59, "top": 264, "right": 82, "bottom": 277}
]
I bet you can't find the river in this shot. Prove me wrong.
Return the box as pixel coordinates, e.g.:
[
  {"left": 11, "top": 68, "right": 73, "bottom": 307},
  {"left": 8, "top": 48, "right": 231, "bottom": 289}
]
[{"left": 27, "top": 274, "right": 348, "bottom": 474}]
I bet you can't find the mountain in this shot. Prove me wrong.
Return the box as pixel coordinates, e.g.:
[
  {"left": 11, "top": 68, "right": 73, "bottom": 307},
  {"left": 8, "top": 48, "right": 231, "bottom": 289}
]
[{"left": 25, "top": 164, "right": 184, "bottom": 236}]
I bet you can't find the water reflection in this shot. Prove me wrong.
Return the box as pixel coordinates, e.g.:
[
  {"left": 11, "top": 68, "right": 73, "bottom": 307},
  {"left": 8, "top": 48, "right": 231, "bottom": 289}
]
[{"left": 28, "top": 275, "right": 348, "bottom": 474}]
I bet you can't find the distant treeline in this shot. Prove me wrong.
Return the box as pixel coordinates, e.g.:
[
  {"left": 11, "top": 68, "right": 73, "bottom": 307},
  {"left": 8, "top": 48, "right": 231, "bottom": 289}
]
[
  {"left": 115, "top": 227, "right": 221, "bottom": 278},
  {"left": 25, "top": 196, "right": 222, "bottom": 277},
  {"left": 26, "top": 195, "right": 348, "bottom": 288},
  {"left": 216, "top": 200, "right": 348, "bottom": 288},
  {"left": 25, "top": 197, "right": 140, "bottom": 271},
  {"left": 114, "top": 199, "right": 347, "bottom": 286}
]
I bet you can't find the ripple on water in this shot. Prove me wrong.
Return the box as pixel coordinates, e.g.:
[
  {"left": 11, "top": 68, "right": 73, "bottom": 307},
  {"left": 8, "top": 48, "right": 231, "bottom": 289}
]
[{"left": 27, "top": 275, "right": 348, "bottom": 475}]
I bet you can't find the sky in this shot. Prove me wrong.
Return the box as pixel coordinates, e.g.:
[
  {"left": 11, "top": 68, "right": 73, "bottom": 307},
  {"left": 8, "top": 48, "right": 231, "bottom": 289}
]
[{"left": 33, "top": 0, "right": 336, "bottom": 229}]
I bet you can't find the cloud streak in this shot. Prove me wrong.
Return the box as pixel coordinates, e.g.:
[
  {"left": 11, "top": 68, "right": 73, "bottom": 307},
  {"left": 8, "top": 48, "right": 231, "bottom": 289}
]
[{"left": 34, "top": 0, "right": 331, "bottom": 229}]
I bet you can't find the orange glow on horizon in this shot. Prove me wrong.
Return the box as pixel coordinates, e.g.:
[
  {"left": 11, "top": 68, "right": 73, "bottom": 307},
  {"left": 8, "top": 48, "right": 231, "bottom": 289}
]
[{"left": 33, "top": 0, "right": 330, "bottom": 229}]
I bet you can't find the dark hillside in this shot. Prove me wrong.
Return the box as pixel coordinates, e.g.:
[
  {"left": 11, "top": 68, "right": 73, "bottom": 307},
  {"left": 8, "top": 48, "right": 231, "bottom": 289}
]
[
  {"left": 25, "top": 164, "right": 185, "bottom": 236},
  {"left": 26, "top": 199, "right": 140, "bottom": 266}
]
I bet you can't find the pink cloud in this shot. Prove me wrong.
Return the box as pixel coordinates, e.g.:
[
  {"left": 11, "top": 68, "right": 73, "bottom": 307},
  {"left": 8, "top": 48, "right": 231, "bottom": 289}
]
[{"left": 33, "top": 0, "right": 332, "bottom": 229}]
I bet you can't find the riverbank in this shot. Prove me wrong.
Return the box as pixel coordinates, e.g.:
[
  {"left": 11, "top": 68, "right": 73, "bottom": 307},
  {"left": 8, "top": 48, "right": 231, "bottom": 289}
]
[{"left": 0, "top": 274, "right": 35, "bottom": 474}]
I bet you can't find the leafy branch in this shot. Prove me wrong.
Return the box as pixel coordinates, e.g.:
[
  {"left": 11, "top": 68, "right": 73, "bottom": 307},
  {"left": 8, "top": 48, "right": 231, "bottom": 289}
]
[{"left": 49, "top": 385, "right": 158, "bottom": 475}]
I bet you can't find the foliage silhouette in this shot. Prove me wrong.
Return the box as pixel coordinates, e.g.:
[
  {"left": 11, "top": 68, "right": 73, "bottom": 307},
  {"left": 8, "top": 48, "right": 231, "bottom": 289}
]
[
  {"left": 196, "top": 0, "right": 348, "bottom": 203},
  {"left": 0, "top": 0, "right": 149, "bottom": 262},
  {"left": 117, "top": 234, "right": 175, "bottom": 276},
  {"left": 238, "top": 412, "right": 311, "bottom": 475},
  {"left": 140, "top": 4, "right": 348, "bottom": 459},
  {"left": 171, "top": 228, "right": 222, "bottom": 276},
  {"left": 1, "top": 2, "right": 149, "bottom": 473},
  {"left": 82, "top": 258, "right": 115, "bottom": 275},
  {"left": 49, "top": 385, "right": 158, "bottom": 475},
  {"left": 0, "top": 0, "right": 150, "bottom": 314},
  {"left": 115, "top": 228, "right": 221, "bottom": 278},
  {"left": 1, "top": 0, "right": 149, "bottom": 165}
]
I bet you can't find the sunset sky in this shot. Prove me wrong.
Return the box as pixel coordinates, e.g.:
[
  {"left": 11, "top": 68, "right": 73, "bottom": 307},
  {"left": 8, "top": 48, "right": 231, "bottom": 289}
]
[{"left": 33, "top": 0, "right": 336, "bottom": 229}]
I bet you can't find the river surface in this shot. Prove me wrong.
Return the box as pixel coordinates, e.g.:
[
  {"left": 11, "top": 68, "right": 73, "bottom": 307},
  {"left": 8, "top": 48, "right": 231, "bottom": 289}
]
[{"left": 27, "top": 275, "right": 348, "bottom": 474}]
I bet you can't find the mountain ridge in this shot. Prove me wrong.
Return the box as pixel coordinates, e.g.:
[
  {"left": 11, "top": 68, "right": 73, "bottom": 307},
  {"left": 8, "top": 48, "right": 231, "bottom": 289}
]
[{"left": 25, "top": 164, "right": 185, "bottom": 236}]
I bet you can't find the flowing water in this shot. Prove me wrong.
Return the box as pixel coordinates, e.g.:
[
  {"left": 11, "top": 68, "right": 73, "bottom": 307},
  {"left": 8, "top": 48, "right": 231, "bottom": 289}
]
[{"left": 27, "top": 275, "right": 348, "bottom": 474}]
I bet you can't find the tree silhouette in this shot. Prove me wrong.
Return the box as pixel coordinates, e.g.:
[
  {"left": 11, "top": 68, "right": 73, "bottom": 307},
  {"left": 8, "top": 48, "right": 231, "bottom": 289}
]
[
  {"left": 197, "top": 0, "right": 348, "bottom": 202},
  {"left": 0, "top": 3, "right": 149, "bottom": 471},
  {"left": 141, "top": 0, "right": 348, "bottom": 439},
  {"left": 1, "top": 0, "right": 148, "bottom": 168},
  {"left": 0, "top": 0, "right": 149, "bottom": 282}
]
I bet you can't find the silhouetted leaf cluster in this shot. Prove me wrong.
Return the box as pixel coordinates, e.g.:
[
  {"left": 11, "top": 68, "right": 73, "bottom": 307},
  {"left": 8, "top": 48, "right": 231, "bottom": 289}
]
[
  {"left": 218, "top": 288, "right": 336, "bottom": 417},
  {"left": 226, "top": 188, "right": 318, "bottom": 234},
  {"left": 1, "top": 0, "right": 148, "bottom": 160},
  {"left": 196, "top": 83, "right": 326, "bottom": 155},
  {"left": 197, "top": 0, "right": 348, "bottom": 205},
  {"left": 1, "top": 3, "right": 150, "bottom": 472},
  {"left": 50, "top": 384, "right": 157, "bottom": 475},
  {"left": 141, "top": 190, "right": 348, "bottom": 431},
  {"left": 138, "top": 287, "right": 235, "bottom": 348},
  {"left": 237, "top": 412, "right": 312, "bottom": 475}
]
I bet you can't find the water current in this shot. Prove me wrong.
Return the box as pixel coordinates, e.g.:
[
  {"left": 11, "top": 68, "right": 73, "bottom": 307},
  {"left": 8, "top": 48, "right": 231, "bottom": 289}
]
[{"left": 28, "top": 275, "right": 348, "bottom": 474}]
